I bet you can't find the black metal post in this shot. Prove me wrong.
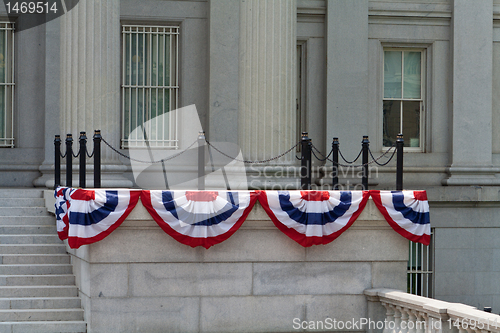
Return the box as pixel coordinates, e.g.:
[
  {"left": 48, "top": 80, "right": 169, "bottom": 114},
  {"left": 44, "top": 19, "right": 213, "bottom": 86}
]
[
  {"left": 79, "top": 132, "right": 87, "bottom": 188},
  {"left": 93, "top": 130, "right": 101, "bottom": 188},
  {"left": 332, "top": 137, "right": 339, "bottom": 190},
  {"left": 54, "top": 135, "right": 61, "bottom": 189},
  {"left": 362, "top": 136, "right": 369, "bottom": 190},
  {"left": 396, "top": 134, "right": 404, "bottom": 191},
  {"left": 301, "top": 132, "right": 312, "bottom": 190},
  {"left": 198, "top": 131, "right": 205, "bottom": 190},
  {"left": 65, "top": 134, "right": 73, "bottom": 187}
]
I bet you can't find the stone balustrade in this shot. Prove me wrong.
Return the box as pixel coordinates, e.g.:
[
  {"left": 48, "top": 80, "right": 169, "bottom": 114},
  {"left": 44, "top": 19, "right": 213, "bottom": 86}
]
[{"left": 365, "top": 289, "right": 500, "bottom": 333}]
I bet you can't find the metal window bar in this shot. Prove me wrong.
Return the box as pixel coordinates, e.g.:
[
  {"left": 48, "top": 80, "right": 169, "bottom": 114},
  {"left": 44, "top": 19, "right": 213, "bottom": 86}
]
[
  {"left": 0, "top": 22, "right": 14, "bottom": 148},
  {"left": 407, "top": 229, "right": 434, "bottom": 298},
  {"left": 121, "top": 25, "right": 179, "bottom": 149}
]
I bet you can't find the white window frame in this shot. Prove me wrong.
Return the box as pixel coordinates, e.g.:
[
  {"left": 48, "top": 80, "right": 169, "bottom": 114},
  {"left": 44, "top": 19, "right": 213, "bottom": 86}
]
[
  {"left": 0, "top": 22, "right": 14, "bottom": 148},
  {"left": 121, "top": 24, "right": 179, "bottom": 149},
  {"left": 382, "top": 47, "right": 426, "bottom": 152}
]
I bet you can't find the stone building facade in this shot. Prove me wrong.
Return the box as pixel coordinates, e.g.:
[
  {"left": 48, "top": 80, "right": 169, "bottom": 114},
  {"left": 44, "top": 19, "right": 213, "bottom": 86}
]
[{"left": 0, "top": 0, "right": 499, "bottom": 315}]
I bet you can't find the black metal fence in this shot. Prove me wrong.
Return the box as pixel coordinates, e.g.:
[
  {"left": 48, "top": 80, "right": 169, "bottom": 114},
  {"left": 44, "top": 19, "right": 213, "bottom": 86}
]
[
  {"left": 54, "top": 130, "right": 101, "bottom": 189},
  {"left": 55, "top": 130, "right": 404, "bottom": 191}
]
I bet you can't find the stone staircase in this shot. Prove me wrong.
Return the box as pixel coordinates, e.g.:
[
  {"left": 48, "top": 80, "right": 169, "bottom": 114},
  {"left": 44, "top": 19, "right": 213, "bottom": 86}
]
[{"left": 0, "top": 189, "right": 86, "bottom": 332}]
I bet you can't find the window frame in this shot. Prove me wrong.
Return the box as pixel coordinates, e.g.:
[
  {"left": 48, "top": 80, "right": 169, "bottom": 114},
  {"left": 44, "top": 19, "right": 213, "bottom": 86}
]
[
  {"left": 120, "top": 24, "right": 179, "bottom": 149},
  {"left": 382, "top": 45, "right": 427, "bottom": 152},
  {"left": 0, "top": 21, "right": 14, "bottom": 148}
]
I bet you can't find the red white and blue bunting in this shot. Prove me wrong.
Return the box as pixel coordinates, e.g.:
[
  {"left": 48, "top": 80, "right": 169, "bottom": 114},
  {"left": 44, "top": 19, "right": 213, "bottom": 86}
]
[
  {"left": 370, "top": 190, "right": 431, "bottom": 245},
  {"left": 54, "top": 189, "right": 430, "bottom": 248},
  {"left": 257, "top": 191, "right": 370, "bottom": 247},
  {"left": 140, "top": 190, "right": 258, "bottom": 249},
  {"left": 54, "top": 187, "right": 140, "bottom": 249},
  {"left": 54, "top": 187, "right": 75, "bottom": 240}
]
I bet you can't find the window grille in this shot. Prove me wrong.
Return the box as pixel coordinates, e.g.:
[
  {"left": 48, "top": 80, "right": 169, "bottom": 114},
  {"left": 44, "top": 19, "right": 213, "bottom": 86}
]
[
  {"left": 0, "top": 22, "right": 14, "bottom": 148},
  {"left": 408, "top": 229, "right": 433, "bottom": 297},
  {"left": 383, "top": 48, "right": 425, "bottom": 150},
  {"left": 121, "top": 25, "right": 179, "bottom": 148}
]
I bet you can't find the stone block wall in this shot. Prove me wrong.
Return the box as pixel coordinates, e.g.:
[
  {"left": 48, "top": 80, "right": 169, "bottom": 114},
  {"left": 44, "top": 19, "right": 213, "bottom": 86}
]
[{"left": 61, "top": 198, "right": 408, "bottom": 333}]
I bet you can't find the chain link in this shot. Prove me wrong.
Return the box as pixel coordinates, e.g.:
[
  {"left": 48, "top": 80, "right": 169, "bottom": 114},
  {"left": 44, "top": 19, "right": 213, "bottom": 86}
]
[
  {"left": 368, "top": 143, "right": 397, "bottom": 166},
  {"left": 205, "top": 140, "right": 300, "bottom": 164},
  {"left": 86, "top": 146, "right": 94, "bottom": 158},
  {"left": 101, "top": 138, "right": 198, "bottom": 164},
  {"left": 339, "top": 148, "right": 362, "bottom": 164},
  {"left": 311, "top": 145, "right": 333, "bottom": 162}
]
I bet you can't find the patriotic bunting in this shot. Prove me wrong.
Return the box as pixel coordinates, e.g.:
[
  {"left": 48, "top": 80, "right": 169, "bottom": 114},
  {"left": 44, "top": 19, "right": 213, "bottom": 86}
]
[
  {"left": 54, "top": 187, "right": 75, "bottom": 240},
  {"left": 54, "top": 188, "right": 430, "bottom": 248},
  {"left": 54, "top": 187, "right": 140, "bottom": 249},
  {"left": 140, "top": 190, "right": 258, "bottom": 249},
  {"left": 370, "top": 190, "right": 430, "bottom": 245},
  {"left": 257, "top": 191, "right": 370, "bottom": 247}
]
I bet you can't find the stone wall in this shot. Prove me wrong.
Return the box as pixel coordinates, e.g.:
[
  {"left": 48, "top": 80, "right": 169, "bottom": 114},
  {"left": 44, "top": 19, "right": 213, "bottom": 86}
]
[{"left": 54, "top": 197, "right": 408, "bottom": 333}]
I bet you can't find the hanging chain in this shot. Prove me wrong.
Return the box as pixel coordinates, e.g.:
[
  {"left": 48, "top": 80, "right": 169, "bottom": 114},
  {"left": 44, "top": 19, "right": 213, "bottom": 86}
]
[
  {"left": 205, "top": 140, "right": 300, "bottom": 164},
  {"left": 101, "top": 138, "right": 198, "bottom": 164},
  {"left": 311, "top": 145, "right": 334, "bottom": 162}
]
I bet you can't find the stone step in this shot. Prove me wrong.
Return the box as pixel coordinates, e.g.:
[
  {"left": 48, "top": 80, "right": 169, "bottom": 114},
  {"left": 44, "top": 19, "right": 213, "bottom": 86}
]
[
  {"left": 0, "top": 321, "right": 86, "bottom": 332},
  {"left": 0, "top": 216, "right": 56, "bottom": 225},
  {"left": 0, "top": 254, "right": 70, "bottom": 265},
  {"left": 0, "top": 198, "right": 46, "bottom": 207},
  {"left": 0, "top": 244, "right": 67, "bottom": 255},
  {"left": 0, "top": 189, "right": 43, "bottom": 198},
  {"left": 0, "top": 286, "right": 78, "bottom": 298},
  {"left": 0, "top": 264, "right": 73, "bottom": 275},
  {"left": 0, "top": 308, "right": 84, "bottom": 322},
  {"left": 0, "top": 207, "right": 50, "bottom": 217},
  {"left": 0, "top": 226, "right": 56, "bottom": 235},
  {"left": 0, "top": 297, "right": 81, "bottom": 309},
  {"left": 0, "top": 234, "right": 61, "bottom": 244},
  {"left": 0, "top": 274, "right": 75, "bottom": 286}
]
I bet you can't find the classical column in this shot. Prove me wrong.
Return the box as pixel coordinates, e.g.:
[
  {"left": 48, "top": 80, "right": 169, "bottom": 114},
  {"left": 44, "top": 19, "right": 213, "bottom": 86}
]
[
  {"left": 239, "top": 0, "right": 296, "bottom": 164},
  {"left": 59, "top": 0, "right": 131, "bottom": 187},
  {"left": 326, "top": 0, "right": 369, "bottom": 156},
  {"left": 444, "top": 0, "right": 496, "bottom": 185}
]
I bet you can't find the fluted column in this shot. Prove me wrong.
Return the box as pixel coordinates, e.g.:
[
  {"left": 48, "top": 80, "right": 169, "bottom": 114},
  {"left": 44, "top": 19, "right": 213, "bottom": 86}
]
[
  {"left": 239, "top": 0, "right": 296, "bottom": 163},
  {"left": 59, "top": 0, "right": 131, "bottom": 187}
]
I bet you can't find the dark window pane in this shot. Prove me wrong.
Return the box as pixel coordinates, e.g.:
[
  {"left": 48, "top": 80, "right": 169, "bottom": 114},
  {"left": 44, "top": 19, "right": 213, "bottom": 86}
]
[
  {"left": 383, "top": 100, "right": 401, "bottom": 147},
  {"left": 402, "top": 101, "right": 421, "bottom": 147}
]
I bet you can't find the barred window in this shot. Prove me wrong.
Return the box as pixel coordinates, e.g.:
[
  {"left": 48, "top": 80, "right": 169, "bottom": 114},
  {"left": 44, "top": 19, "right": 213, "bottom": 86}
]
[
  {"left": 0, "top": 22, "right": 14, "bottom": 148},
  {"left": 383, "top": 49, "right": 425, "bottom": 150},
  {"left": 121, "top": 25, "right": 179, "bottom": 148},
  {"left": 408, "top": 230, "right": 434, "bottom": 298}
]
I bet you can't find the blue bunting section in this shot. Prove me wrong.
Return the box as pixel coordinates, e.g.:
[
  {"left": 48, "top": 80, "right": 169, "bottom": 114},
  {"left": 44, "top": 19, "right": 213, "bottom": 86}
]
[{"left": 55, "top": 188, "right": 431, "bottom": 249}]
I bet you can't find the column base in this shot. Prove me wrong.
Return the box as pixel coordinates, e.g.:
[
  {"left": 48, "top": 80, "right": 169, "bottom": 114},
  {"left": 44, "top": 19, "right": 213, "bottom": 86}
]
[
  {"left": 442, "top": 166, "right": 500, "bottom": 186},
  {"left": 34, "top": 163, "right": 134, "bottom": 188}
]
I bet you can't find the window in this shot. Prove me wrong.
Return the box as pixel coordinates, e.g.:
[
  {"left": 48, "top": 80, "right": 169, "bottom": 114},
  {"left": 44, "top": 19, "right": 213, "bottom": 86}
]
[
  {"left": 408, "top": 230, "right": 433, "bottom": 298},
  {"left": 0, "top": 22, "right": 14, "bottom": 148},
  {"left": 383, "top": 49, "right": 424, "bottom": 149},
  {"left": 121, "top": 25, "right": 179, "bottom": 148}
]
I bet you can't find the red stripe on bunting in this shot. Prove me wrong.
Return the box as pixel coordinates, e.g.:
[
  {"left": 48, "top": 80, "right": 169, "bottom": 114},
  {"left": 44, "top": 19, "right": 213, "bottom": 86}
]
[{"left": 369, "top": 190, "right": 430, "bottom": 246}]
